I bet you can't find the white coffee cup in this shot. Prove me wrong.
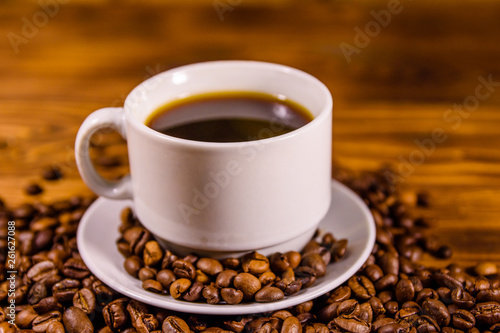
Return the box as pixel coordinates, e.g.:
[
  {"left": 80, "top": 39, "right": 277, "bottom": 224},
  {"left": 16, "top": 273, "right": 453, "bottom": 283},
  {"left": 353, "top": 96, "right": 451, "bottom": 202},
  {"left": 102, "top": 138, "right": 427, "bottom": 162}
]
[{"left": 75, "top": 60, "right": 332, "bottom": 257}]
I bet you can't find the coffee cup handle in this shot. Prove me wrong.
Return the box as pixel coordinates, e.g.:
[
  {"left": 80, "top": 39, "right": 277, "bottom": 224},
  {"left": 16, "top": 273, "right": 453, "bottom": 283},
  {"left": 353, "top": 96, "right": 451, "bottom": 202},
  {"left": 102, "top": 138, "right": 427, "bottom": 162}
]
[{"left": 75, "top": 107, "right": 133, "bottom": 200}]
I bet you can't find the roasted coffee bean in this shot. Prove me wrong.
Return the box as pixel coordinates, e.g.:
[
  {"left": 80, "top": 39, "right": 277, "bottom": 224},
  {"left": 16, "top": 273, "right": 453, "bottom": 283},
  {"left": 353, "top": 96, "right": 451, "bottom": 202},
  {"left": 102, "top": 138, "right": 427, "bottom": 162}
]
[
  {"left": 12, "top": 203, "right": 36, "bottom": 219},
  {"left": 282, "top": 267, "right": 295, "bottom": 280},
  {"left": 103, "top": 297, "right": 130, "bottom": 330},
  {"left": 359, "top": 302, "right": 373, "bottom": 324},
  {"left": 183, "top": 281, "right": 204, "bottom": 302},
  {"left": 416, "top": 288, "right": 439, "bottom": 304},
  {"left": 215, "top": 269, "right": 238, "bottom": 288},
  {"left": 434, "top": 271, "right": 463, "bottom": 290},
  {"left": 138, "top": 267, "right": 157, "bottom": 281},
  {"left": 348, "top": 275, "right": 376, "bottom": 300},
  {"left": 123, "top": 226, "right": 153, "bottom": 256},
  {"left": 73, "top": 287, "right": 96, "bottom": 314},
  {"left": 374, "top": 273, "right": 399, "bottom": 291},
  {"left": 220, "top": 287, "right": 244, "bottom": 305},
  {"left": 196, "top": 258, "right": 223, "bottom": 276},
  {"left": 233, "top": 272, "right": 262, "bottom": 300},
  {"left": 194, "top": 269, "right": 210, "bottom": 284},
  {"left": 337, "top": 299, "right": 360, "bottom": 317},
  {"left": 395, "top": 278, "right": 415, "bottom": 303},
  {"left": 377, "top": 322, "right": 408, "bottom": 333},
  {"left": 241, "top": 251, "right": 270, "bottom": 275},
  {"left": 127, "top": 299, "right": 148, "bottom": 325},
  {"left": 201, "top": 327, "right": 233, "bottom": 333},
  {"left": 451, "top": 287, "right": 475, "bottom": 309},
  {"left": 416, "top": 314, "right": 441, "bottom": 332},
  {"left": 379, "top": 252, "right": 399, "bottom": 276},
  {"left": 317, "top": 301, "right": 340, "bottom": 322},
  {"left": 28, "top": 281, "right": 48, "bottom": 305},
  {"left": 162, "top": 315, "right": 191, "bottom": 333},
  {"left": 436, "top": 245, "right": 453, "bottom": 259},
  {"left": 244, "top": 317, "right": 279, "bottom": 333},
  {"left": 452, "top": 309, "right": 475, "bottom": 330},
  {"left": 144, "top": 240, "right": 163, "bottom": 267},
  {"left": 143, "top": 279, "right": 163, "bottom": 294},
  {"left": 135, "top": 313, "right": 159, "bottom": 333},
  {"left": 332, "top": 315, "right": 370, "bottom": 333},
  {"left": 285, "top": 251, "right": 302, "bottom": 268},
  {"left": 301, "top": 253, "right": 327, "bottom": 277},
  {"left": 34, "top": 229, "right": 55, "bottom": 251},
  {"left": 181, "top": 254, "right": 198, "bottom": 265},
  {"left": 384, "top": 300, "right": 399, "bottom": 316},
  {"left": 275, "top": 277, "right": 302, "bottom": 296},
  {"left": 202, "top": 285, "right": 221, "bottom": 304},
  {"left": 364, "top": 264, "right": 384, "bottom": 282},
  {"left": 156, "top": 269, "right": 176, "bottom": 289},
  {"left": 62, "top": 306, "right": 93, "bottom": 333},
  {"left": 474, "top": 262, "right": 498, "bottom": 276},
  {"left": 281, "top": 316, "right": 302, "bottom": 333},
  {"left": 270, "top": 252, "right": 290, "bottom": 273},
  {"left": 423, "top": 298, "right": 451, "bottom": 327},
  {"left": 259, "top": 271, "right": 276, "bottom": 285},
  {"left": 124, "top": 255, "right": 143, "bottom": 278},
  {"left": 117, "top": 238, "right": 132, "bottom": 257},
  {"left": 471, "top": 301, "right": 500, "bottom": 326},
  {"left": 221, "top": 257, "right": 240, "bottom": 270},
  {"left": 42, "top": 165, "right": 63, "bottom": 180},
  {"left": 16, "top": 307, "right": 38, "bottom": 328},
  {"left": 52, "top": 279, "right": 81, "bottom": 303},
  {"left": 92, "top": 279, "right": 115, "bottom": 305},
  {"left": 32, "top": 311, "right": 62, "bottom": 333},
  {"left": 27, "top": 260, "right": 56, "bottom": 282},
  {"left": 160, "top": 250, "right": 179, "bottom": 270},
  {"left": 369, "top": 296, "right": 386, "bottom": 316},
  {"left": 170, "top": 278, "right": 191, "bottom": 299},
  {"left": 172, "top": 260, "right": 196, "bottom": 280},
  {"left": 254, "top": 286, "right": 284, "bottom": 303},
  {"left": 326, "top": 286, "right": 351, "bottom": 303},
  {"left": 31, "top": 216, "right": 58, "bottom": 231},
  {"left": 62, "top": 258, "right": 90, "bottom": 279},
  {"left": 477, "top": 288, "right": 500, "bottom": 304},
  {"left": 330, "top": 239, "right": 348, "bottom": 262},
  {"left": 46, "top": 321, "right": 65, "bottom": 333},
  {"left": 371, "top": 317, "right": 396, "bottom": 332},
  {"left": 295, "top": 266, "right": 317, "bottom": 288},
  {"left": 33, "top": 296, "right": 63, "bottom": 314}
]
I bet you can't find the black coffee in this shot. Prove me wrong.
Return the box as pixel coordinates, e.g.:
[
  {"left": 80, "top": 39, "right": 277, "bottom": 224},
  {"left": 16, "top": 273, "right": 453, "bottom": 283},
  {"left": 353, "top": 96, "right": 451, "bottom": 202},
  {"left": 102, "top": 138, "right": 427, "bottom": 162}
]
[{"left": 145, "top": 92, "right": 313, "bottom": 143}]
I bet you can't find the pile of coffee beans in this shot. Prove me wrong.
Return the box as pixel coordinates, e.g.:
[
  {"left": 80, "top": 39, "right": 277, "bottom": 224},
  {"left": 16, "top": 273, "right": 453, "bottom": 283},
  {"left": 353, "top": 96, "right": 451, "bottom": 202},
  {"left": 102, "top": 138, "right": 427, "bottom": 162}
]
[
  {"left": 1, "top": 168, "right": 499, "bottom": 333},
  {"left": 116, "top": 207, "right": 349, "bottom": 304}
]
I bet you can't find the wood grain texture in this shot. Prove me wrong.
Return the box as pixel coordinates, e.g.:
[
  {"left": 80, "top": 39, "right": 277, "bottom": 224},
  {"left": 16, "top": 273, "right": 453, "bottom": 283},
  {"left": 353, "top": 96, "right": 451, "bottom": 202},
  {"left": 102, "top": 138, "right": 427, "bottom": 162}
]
[{"left": 1, "top": 0, "right": 499, "bottom": 268}]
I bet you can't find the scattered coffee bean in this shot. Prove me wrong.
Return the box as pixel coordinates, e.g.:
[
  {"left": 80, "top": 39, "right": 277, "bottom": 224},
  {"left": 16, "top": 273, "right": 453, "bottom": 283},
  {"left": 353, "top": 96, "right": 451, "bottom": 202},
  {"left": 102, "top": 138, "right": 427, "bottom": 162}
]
[
  {"left": 42, "top": 165, "right": 64, "bottom": 181},
  {"left": 220, "top": 287, "right": 244, "bottom": 305},
  {"left": 62, "top": 306, "right": 93, "bottom": 333},
  {"left": 162, "top": 315, "right": 191, "bottom": 333},
  {"left": 254, "top": 286, "right": 284, "bottom": 303},
  {"left": 25, "top": 183, "right": 44, "bottom": 196}
]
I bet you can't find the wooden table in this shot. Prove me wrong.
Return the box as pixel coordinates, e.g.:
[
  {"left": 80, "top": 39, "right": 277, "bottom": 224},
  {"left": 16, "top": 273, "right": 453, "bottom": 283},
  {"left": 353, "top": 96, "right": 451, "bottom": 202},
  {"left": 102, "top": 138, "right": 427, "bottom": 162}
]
[{"left": 1, "top": 0, "right": 500, "bottom": 269}]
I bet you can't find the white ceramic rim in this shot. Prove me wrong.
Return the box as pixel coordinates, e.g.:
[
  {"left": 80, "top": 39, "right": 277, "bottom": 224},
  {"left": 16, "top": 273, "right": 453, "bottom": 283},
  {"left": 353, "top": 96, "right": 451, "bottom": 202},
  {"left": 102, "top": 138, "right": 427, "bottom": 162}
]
[{"left": 123, "top": 60, "right": 333, "bottom": 148}]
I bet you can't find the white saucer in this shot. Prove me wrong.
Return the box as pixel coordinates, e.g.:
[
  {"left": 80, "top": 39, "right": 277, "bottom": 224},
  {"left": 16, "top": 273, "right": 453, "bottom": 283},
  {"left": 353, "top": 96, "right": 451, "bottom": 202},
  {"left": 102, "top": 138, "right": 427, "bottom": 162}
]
[{"left": 77, "top": 179, "right": 375, "bottom": 315}]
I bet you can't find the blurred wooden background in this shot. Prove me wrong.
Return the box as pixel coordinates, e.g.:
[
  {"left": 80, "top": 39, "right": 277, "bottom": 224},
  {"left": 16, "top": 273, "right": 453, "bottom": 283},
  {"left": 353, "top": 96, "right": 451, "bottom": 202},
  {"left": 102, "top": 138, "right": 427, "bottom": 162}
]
[{"left": 1, "top": 0, "right": 500, "bottom": 268}]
